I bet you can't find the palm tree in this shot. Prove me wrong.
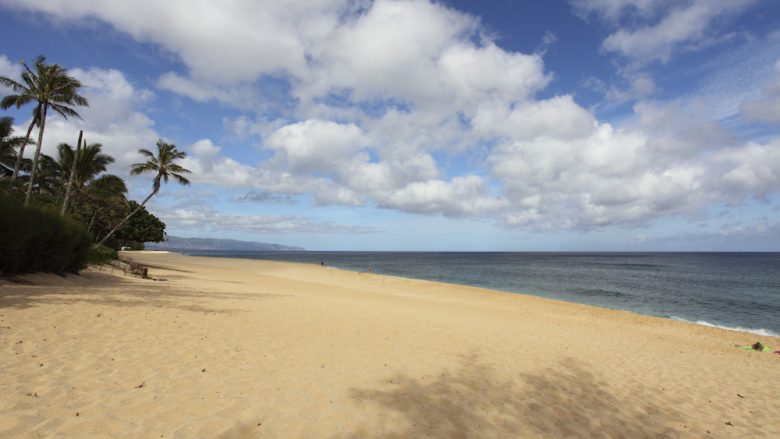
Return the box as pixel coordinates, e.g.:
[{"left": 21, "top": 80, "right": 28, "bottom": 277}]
[
  {"left": 1, "top": 118, "right": 34, "bottom": 203},
  {"left": 1, "top": 117, "right": 22, "bottom": 170},
  {"left": 61, "top": 130, "right": 83, "bottom": 215},
  {"left": 96, "top": 139, "right": 190, "bottom": 247},
  {"left": 58, "top": 139, "right": 115, "bottom": 214},
  {"left": 57, "top": 141, "right": 114, "bottom": 190},
  {"left": 1, "top": 106, "right": 38, "bottom": 179},
  {"left": 77, "top": 174, "right": 129, "bottom": 238},
  {"left": 0, "top": 56, "right": 88, "bottom": 204},
  {"left": 32, "top": 153, "right": 65, "bottom": 199}
]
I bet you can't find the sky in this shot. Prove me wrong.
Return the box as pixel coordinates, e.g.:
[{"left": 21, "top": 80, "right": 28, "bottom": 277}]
[{"left": 0, "top": 0, "right": 779, "bottom": 251}]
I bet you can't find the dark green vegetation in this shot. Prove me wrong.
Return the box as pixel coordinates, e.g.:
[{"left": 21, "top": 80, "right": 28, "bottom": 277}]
[
  {"left": 112, "top": 201, "right": 166, "bottom": 250},
  {"left": 96, "top": 140, "right": 190, "bottom": 247},
  {"left": 0, "top": 56, "right": 191, "bottom": 274},
  {"left": 0, "top": 196, "right": 90, "bottom": 275},
  {"left": 87, "top": 245, "right": 118, "bottom": 266}
]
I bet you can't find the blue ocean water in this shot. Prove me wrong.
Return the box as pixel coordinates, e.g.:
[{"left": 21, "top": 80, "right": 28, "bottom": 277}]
[{"left": 178, "top": 251, "right": 780, "bottom": 336}]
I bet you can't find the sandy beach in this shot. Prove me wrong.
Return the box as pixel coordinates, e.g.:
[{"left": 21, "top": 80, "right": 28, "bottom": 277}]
[{"left": 1, "top": 251, "right": 778, "bottom": 438}]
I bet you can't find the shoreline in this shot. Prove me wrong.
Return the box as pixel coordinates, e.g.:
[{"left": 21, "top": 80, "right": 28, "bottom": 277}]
[
  {"left": 2, "top": 251, "right": 778, "bottom": 437},
  {"left": 151, "top": 250, "right": 780, "bottom": 338}
]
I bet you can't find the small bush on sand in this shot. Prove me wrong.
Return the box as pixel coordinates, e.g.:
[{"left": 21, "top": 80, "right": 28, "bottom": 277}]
[{"left": 88, "top": 245, "right": 117, "bottom": 266}]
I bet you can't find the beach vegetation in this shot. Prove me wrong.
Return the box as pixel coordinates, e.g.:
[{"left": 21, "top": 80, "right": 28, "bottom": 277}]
[
  {"left": 1, "top": 55, "right": 190, "bottom": 273},
  {"left": 96, "top": 140, "right": 190, "bottom": 247},
  {"left": 87, "top": 244, "right": 118, "bottom": 266},
  {"left": 0, "top": 55, "right": 88, "bottom": 204},
  {"left": 0, "top": 116, "right": 33, "bottom": 172},
  {"left": 112, "top": 201, "right": 166, "bottom": 250},
  {"left": 0, "top": 195, "right": 91, "bottom": 275}
]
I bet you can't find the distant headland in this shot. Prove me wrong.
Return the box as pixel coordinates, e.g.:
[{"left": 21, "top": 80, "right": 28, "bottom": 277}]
[{"left": 147, "top": 236, "right": 304, "bottom": 251}]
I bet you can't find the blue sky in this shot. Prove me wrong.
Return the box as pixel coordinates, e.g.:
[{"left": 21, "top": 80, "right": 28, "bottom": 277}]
[{"left": 1, "top": 0, "right": 779, "bottom": 250}]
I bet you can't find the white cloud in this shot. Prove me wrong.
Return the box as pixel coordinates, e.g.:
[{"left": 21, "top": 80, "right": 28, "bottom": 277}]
[
  {"left": 714, "top": 139, "right": 780, "bottom": 200},
  {"left": 741, "top": 60, "right": 780, "bottom": 123},
  {"left": 636, "top": 218, "right": 780, "bottom": 250},
  {"left": 377, "top": 175, "right": 507, "bottom": 217},
  {"left": 0, "top": 0, "right": 348, "bottom": 83},
  {"left": 0, "top": 54, "right": 23, "bottom": 84},
  {"left": 297, "top": 0, "right": 480, "bottom": 106},
  {"left": 742, "top": 99, "right": 780, "bottom": 124},
  {"left": 633, "top": 100, "right": 731, "bottom": 157},
  {"left": 159, "top": 208, "right": 377, "bottom": 235},
  {"left": 438, "top": 43, "right": 549, "bottom": 107},
  {"left": 576, "top": 0, "right": 758, "bottom": 63},
  {"left": 157, "top": 72, "right": 261, "bottom": 109},
  {"left": 265, "top": 119, "right": 365, "bottom": 173},
  {"left": 2, "top": 1, "right": 778, "bottom": 234},
  {"left": 232, "top": 190, "right": 295, "bottom": 204},
  {"left": 8, "top": 66, "right": 160, "bottom": 172},
  {"left": 570, "top": 0, "right": 668, "bottom": 22},
  {"left": 473, "top": 95, "right": 595, "bottom": 141}
]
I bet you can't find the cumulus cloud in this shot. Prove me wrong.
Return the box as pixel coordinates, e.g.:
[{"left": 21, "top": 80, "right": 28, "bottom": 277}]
[
  {"left": 0, "top": 0, "right": 349, "bottom": 83},
  {"left": 633, "top": 100, "right": 731, "bottom": 157},
  {"left": 376, "top": 175, "right": 507, "bottom": 217},
  {"left": 714, "top": 139, "right": 780, "bottom": 200},
  {"left": 0, "top": 54, "right": 23, "bottom": 86},
  {"left": 3, "top": 0, "right": 779, "bottom": 233},
  {"left": 265, "top": 119, "right": 366, "bottom": 173},
  {"left": 473, "top": 95, "right": 595, "bottom": 141}
]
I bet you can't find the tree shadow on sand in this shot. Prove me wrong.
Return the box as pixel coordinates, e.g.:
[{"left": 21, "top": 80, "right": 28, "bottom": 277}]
[
  {"left": 0, "top": 270, "right": 287, "bottom": 313},
  {"left": 340, "top": 355, "right": 686, "bottom": 438}
]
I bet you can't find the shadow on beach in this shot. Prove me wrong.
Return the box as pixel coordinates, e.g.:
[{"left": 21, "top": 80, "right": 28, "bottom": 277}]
[
  {"left": 0, "top": 269, "right": 284, "bottom": 314},
  {"left": 338, "top": 355, "right": 684, "bottom": 438}
]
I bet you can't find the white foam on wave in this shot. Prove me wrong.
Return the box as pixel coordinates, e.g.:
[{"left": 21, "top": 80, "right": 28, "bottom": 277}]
[{"left": 670, "top": 317, "right": 779, "bottom": 337}]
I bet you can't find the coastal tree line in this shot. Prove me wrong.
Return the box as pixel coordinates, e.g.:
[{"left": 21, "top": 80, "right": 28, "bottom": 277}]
[{"left": 0, "top": 56, "right": 192, "bottom": 274}]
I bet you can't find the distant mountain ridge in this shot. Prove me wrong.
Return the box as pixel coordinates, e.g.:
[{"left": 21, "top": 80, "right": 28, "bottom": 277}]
[{"left": 148, "top": 236, "right": 304, "bottom": 251}]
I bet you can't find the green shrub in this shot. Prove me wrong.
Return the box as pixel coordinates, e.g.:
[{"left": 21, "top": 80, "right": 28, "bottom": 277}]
[
  {"left": 0, "top": 195, "right": 92, "bottom": 275},
  {"left": 88, "top": 245, "right": 118, "bottom": 265}
]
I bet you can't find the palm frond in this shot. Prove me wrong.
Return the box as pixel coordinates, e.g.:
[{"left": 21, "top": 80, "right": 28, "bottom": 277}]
[
  {"left": 138, "top": 149, "right": 157, "bottom": 160},
  {"left": 130, "top": 162, "right": 159, "bottom": 176},
  {"left": 166, "top": 164, "right": 192, "bottom": 174},
  {"left": 172, "top": 173, "right": 191, "bottom": 185},
  {"left": 0, "top": 76, "right": 28, "bottom": 95},
  {"left": 1, "top": 94, "right": 34, "bottom": 110},
  {"left": 49, "top": 103, "right": 83, "bottom": 120}
]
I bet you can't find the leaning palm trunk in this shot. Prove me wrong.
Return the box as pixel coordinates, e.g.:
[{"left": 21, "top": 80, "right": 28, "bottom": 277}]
[
  {"left": 24, "top": 105, "right": 47, "bottom": 205},
  {"left": 61, "top": 130, "right": 83, "bottom": 215},
  {"left": 95, "top": 188, "right": 157, "bottom": 248},
  {"left": 11, "top": 117, "right": 36, "bottom": 180}
]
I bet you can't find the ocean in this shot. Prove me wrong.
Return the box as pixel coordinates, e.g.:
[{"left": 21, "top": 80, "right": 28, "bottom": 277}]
[{"left": 177, "top": 251, "right": 780, "bottom": 337}]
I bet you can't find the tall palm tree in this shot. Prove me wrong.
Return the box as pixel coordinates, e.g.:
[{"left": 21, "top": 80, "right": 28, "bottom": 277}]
[
  {"left": 1, "top": 106, "right": 38, "bottom": 179},
  {"left": 57, "top": 141, "right": 114, "bottom": 190},
  {"left": 58, "top": 140, "right": 115, "bottom": 214},
  {"left": 61, "top": 130, "right": 83, "bottom": 215},
  {"left": 0, "top": 56, "right": 88, "bottom": 204},
  {"left": 32, "top": 153, "right": 65, "bottom": 199},
  {"left": 96, "top": 139, "right": 190, "bottom": 247}
]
